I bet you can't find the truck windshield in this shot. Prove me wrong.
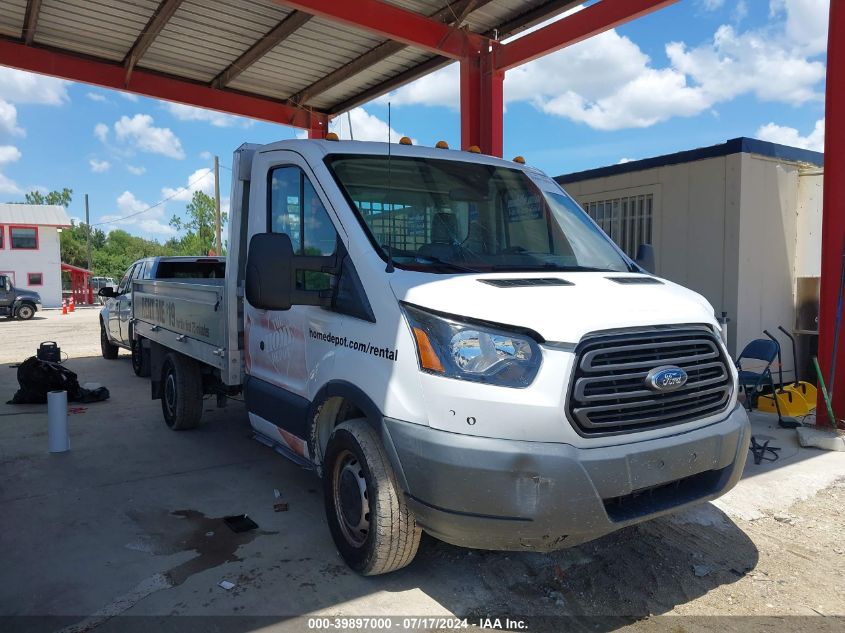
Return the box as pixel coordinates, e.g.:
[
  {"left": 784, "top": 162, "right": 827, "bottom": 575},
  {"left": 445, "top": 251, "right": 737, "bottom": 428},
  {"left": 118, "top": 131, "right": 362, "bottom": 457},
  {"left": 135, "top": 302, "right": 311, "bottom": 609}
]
[{"left": 325, "top": 154, "right": 632, "bottom": 273}]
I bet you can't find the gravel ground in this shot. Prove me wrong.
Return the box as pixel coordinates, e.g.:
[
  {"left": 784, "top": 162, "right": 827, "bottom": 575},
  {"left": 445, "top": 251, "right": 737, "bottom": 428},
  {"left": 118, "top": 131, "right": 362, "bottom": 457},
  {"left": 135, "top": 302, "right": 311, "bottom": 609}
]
[{"left": 0, "top": 307, "right": 108, "bottom": 364}]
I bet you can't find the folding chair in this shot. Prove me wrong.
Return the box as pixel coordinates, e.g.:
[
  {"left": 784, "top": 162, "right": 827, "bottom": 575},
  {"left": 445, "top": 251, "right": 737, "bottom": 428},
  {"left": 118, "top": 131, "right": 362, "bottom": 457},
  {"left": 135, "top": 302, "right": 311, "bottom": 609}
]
[{"left": 735, "top": 338, "right": 780, "bottom": 412}]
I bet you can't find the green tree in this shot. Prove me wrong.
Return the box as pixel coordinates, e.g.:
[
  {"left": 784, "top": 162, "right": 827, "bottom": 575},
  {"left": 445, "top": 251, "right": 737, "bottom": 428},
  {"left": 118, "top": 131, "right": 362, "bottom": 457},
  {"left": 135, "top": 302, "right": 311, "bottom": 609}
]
[
  {"left": 25, "top": 188, "right": 73, "bottom": 207},
  {"left": 169, "top": 191, "right": 226, "bottom": 255}
]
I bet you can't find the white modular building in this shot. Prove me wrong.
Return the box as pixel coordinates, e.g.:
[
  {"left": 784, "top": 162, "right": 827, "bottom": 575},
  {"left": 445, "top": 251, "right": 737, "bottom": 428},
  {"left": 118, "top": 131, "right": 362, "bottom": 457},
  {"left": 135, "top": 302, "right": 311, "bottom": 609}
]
[
  {"left": 556, "top": 138, "right": 823, "bottom": 375},
  {"left": 0, "top": 204, "right": 71, "bottom": 308}
]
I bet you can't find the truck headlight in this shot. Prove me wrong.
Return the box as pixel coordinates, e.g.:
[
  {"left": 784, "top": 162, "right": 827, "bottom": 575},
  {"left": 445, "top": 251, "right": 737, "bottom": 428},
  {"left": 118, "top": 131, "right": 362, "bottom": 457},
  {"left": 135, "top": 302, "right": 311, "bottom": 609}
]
[{"left": 402, "top": 303, "right": 541, "bottom": 387}]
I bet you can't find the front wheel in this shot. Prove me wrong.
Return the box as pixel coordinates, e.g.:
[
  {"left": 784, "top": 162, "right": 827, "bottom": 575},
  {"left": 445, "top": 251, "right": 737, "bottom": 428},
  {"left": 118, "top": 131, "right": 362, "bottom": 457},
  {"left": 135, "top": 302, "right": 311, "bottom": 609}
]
[
  {"left": 100, "top": 320, "right": 119, "bottom": 359},
  {"left": 161, "top": 352, "right": 203, "bottom": 430},
  {"left": 16, "top": 304, "right": 35, "bottom": 320},
  {"left": 323, "top": 420, "right": 421, "bottom": 575}
]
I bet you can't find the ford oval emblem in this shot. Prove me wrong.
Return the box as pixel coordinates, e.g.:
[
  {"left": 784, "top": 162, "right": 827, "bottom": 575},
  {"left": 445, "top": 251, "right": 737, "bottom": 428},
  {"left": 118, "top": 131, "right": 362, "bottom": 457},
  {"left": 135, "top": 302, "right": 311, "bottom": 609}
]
[{"left": 645, "top": 365, "right": 688, "bottom": 392}]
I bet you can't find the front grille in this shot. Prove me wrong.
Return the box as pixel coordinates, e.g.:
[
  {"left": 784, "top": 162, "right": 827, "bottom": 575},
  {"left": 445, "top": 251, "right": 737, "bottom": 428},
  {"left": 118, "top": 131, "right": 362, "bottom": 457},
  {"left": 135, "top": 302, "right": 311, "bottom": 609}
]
[
  {"left": 603, "top": 467, "right": 728, "bottom": 522},
  {"left": 567, "top": 326, "right": 732, "bottom": 436}
]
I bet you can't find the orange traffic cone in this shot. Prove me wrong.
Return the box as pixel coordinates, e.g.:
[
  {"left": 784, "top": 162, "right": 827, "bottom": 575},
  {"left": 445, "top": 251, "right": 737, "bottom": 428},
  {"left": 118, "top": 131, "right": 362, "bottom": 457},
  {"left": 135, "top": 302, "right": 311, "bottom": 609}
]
[
  {"left": 61, "top": 299, "right": 67, "bottom": 315},
  {"left": 69, "top": 296, "right": 75, "bottom": 312}
]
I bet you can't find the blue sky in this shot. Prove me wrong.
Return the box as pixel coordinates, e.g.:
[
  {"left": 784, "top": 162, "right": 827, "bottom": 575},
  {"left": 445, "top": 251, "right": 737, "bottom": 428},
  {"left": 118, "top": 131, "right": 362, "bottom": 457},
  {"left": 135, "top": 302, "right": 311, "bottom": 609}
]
[{"left": 0, "top": 0, "right": 828, "bottom": 241}]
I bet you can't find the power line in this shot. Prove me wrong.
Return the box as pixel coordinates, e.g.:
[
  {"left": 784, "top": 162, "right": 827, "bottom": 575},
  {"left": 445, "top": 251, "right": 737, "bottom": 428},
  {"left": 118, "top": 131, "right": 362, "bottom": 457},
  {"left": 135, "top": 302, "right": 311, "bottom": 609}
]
[{"left": 92, "top": 168, "right": 214, "bottom": 227}]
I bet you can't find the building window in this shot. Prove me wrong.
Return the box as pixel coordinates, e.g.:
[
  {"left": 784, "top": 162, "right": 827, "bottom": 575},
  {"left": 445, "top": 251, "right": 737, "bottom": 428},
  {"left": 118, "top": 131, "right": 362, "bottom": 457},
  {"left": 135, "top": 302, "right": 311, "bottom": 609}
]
[
  {"left": 584, "top": 194, "right": 653, "bottom": 258},
  {"left": 27, "top": 272, "right": 43, "bottom": 285},
  {"left": 0, "top": 226, "right": 4, "bottom": 249},
  {"left": 10, "top": 226, "right": 38, "bottom": 249}
]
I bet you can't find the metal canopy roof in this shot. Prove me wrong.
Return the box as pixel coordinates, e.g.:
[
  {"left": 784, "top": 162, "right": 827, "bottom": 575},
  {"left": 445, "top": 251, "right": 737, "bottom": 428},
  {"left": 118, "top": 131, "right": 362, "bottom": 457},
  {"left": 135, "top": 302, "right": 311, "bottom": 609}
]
[{"left": 0, "top": 0, "right": 580, "bottom": 127}]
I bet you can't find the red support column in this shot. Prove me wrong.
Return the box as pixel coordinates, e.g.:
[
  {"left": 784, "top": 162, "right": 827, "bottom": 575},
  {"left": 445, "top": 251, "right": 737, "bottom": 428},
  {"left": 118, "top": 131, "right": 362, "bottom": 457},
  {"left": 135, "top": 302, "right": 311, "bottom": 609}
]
[
  {"left": 817, "top": 0, "right": 844, "bottom": 428},
  {"left": 307, "top": 113, "right": 329, "bottom": 139},
  {"left": 460, "top": 50, "right": 504, "bottom": 157},
  {"left": 460, "top": 55, "right": 482, "bottom": 151}
]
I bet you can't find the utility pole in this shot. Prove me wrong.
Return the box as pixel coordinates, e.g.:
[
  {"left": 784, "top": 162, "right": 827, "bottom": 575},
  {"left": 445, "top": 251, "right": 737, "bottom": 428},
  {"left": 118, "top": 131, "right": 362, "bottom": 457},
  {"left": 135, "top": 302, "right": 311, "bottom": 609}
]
[
  {"left": 85, "top": 194, "right": 91, "bottom": 271},
  {"left": 213, "top": 155, "right": 222, "bottom": 255}
]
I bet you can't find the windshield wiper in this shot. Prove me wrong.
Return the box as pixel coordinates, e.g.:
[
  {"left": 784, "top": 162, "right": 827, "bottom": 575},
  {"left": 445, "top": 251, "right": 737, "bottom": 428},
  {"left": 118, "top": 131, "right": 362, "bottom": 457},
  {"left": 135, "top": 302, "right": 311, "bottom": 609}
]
[{"left": 413, "top": 256, "right": 482, "bottom": 273}]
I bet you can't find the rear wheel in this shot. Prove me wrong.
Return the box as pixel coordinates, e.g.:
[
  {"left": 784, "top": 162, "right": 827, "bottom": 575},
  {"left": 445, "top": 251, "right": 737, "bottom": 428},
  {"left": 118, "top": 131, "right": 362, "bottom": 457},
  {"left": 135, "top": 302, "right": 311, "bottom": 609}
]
[
  {"left": 161, "top": 352, "right": 203, "bottom": 430},
  {"left": 323, "top": 420, "right": 421, "bottom": 575},
  {"left": 16, "top": 304, "right": 35, "bottom": 320},
  {"left": 100, "top": 320, "right": 119, "bottom": 359},
  {"left": 131, "top": 336, "right": 151, "bottom": 377}
]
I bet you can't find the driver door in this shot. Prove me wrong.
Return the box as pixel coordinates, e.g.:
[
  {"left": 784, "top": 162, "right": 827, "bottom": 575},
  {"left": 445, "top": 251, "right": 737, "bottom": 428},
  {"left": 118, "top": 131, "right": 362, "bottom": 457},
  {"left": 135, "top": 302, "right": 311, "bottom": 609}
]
[
  {"left": 0, "top": 275, "right": 12, "bottom": 312},
  {"left": 109, "top": 263, "right": 136, "bottom": 343}
]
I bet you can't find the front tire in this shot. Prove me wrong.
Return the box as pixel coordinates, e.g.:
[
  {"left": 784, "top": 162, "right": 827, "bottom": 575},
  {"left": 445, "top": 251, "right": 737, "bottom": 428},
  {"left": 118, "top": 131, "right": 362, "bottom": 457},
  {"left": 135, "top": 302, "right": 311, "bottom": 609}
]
[
  {"left": 323, "top": 420, "right": 421, "bottom": 576},
  {"left": 100, "top": 320, "right": 119, "bottom": 359},
  {"left": 160, "top": 352, "right": 203, "bottom": 430},
  {"left": 131, "top": 336, "right": 151, "bottom": 377},
  {"left": 16, "top": 304, "right": 35, "bottom": 320}
]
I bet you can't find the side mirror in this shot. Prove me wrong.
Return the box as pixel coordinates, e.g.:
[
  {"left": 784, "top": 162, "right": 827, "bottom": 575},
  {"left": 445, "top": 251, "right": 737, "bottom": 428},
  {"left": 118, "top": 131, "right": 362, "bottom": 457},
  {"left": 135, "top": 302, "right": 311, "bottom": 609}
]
[
  {"left": 99, "top": 287, "right": 116, "bottom": 298},
  {"left": 245, "top": 233, "right": 335, "bottom": 311},
  {"left": 635, "top": 243, "right": 656, "bottom": 274}
]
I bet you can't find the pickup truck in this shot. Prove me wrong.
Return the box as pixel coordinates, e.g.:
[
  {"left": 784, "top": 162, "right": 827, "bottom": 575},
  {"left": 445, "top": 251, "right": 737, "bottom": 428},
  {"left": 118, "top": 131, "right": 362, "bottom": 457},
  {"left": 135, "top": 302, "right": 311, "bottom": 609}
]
[
  {"left": 0, "top": 273, "right": 41, "bottom": 320},
  {"left": 131, "top": 139, "right": 750, "bottom": 576},
  {"left": 99, "top": 256, "right": 225, "bottom": 375}
]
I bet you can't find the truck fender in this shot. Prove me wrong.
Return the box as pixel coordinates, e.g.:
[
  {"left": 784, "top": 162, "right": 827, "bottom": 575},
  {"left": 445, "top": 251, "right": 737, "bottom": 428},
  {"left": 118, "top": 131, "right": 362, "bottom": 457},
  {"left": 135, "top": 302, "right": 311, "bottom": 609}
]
[{"left": 306, "top": 381, "right": 408, "bottom": 490}]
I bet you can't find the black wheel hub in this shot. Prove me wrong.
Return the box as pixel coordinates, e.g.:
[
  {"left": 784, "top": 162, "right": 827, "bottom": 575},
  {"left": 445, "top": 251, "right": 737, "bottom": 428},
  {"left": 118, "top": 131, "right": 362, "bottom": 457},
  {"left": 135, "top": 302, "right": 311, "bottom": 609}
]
[
  {"left": 332, "top": 450, "right": 370, "bottom": 547},
  {"left": 339, "top": 469, "right": 363, "bottom": 527},
  {"left": 164, "top": 371, "right": 177, "bottom": 416}
]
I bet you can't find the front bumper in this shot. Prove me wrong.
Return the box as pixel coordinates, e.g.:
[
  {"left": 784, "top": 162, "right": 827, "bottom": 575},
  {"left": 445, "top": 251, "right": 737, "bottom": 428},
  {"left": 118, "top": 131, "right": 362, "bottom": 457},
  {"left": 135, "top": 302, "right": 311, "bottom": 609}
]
[{"left": 381, "top": 404, "right": 750, "bottom": 551}]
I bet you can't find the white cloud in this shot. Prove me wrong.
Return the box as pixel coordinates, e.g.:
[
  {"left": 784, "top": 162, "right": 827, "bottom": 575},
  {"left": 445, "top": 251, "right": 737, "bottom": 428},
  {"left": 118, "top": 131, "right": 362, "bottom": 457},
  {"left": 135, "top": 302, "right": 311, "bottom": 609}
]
[
  {"left": 114, "top": 114, "right": 185, "bottom": 159},
  {"left": 0, "top": 67, "right": 69, "bottom": 105},
  {"left": 376, "top": 65, "right": 460, "bottom": 109},
  {"left": 161, "top": 167, "right": 215, "bottom": 202},
  {"left": 165, "top": 103, "right": 252, "bottom": 128},
  {"left": 0, "top": 100, "right": 23, "bottom": 137},
  {"left": 86, "top": 92, "right": 107, "bottom": 103},
  {"left": 618, "top": 158, "right": 634, "bottom": 164},
  {"left": 100, "top": 190, "right": 175, "bottom": 236},
  {"left": 127, "top": 164, "right": 146, "bottom": 175},
  {"left": 199, "top": 150, "right": 212, "bottom": 160},
  {"left": 733, "top": 0, "right": 749, "bottom": 22},
  {"left": 328, "top": 107, "right": 414, "bottom": 143},
  {"left": 772, "top": 0, "right": 829, "bottom": 55},
  {"left": 377, "top": 4, "right": 828, "bottom": 132},
  {"left": 121, "top": 93, "right": 139, "bottom": 102},
  {"left": 89, "top": 158, "right": 111, "bottom": 173},
  {"left": 756, "top": 117, "right": 824, "bottom": 151},
  {"left": 0, "top": 145, "right": 23, "bottom": 194},
  {"left": 699, "top": 0, "right": 725, "bottom": 9},
  {"left": 94, "top": 123, "right": 109, "bottom": 143}
]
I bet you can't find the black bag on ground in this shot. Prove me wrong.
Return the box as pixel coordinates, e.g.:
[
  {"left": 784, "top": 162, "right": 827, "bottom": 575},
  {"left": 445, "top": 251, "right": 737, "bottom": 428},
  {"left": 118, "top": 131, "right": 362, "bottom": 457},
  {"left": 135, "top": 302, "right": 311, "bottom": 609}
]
[{"left": 7, "top": 357, "right": 110, "bottom": 404}]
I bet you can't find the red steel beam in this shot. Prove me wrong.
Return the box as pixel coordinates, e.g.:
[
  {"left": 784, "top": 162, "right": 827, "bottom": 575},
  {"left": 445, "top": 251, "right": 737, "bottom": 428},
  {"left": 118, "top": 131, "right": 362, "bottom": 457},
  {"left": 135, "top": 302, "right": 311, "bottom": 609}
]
[
  {"left": 494, "top": 0, "right": 678, "bottom": 72},
  {"left": 460, "top": 51, "right": 503, "bottom": 157},
  {"left": 817, "top": 0, "right": 843, "bottom": 428},
  {"left": 307, "top": 117, "right": 327, "bottom": 139},
  {"left": 273, "top": 0, "right": 488, "bottom": 59},
  {"left": 0, "top": 38, "right": 327, "bottom": 130}
]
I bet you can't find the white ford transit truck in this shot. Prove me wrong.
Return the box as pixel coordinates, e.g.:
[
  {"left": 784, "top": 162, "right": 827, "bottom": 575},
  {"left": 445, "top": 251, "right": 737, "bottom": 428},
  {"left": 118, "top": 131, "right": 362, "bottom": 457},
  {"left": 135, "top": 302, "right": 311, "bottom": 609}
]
[{"left": 131, "top": 139, "right": 750, "bottom": 576}]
